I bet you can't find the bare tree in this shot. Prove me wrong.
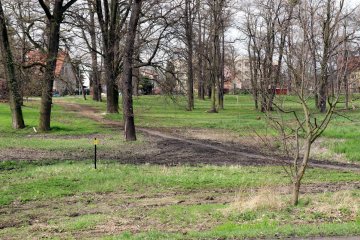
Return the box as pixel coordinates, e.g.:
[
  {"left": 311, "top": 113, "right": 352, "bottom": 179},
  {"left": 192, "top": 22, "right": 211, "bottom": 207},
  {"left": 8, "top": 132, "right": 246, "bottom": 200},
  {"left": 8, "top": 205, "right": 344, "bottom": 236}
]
[
  {"left": 207, "top": 0, "right": 226, "bottom": 112},
  {"left": 0, "top": 0, "right": 25, "bottom": 129},
  {"left": 95, "top": 0, "right": 130, "bottom": 113},
  {"left": 243, "top": 0, "right": 293, "bottom": 112},
  {"left": 264, "top": 0, "right": 352, "bottom": 205},
  {"left": 184, "top": 0, "right": 196, "bottom": 110},
  {"left": 86, "top": 0, "right": 102, "bottom": 102},
  {"left": 36, "top": 0, "right": 78, "bottom": 131},
  {"left": 122, "top": 0, "right": 142, "bottom": 141},
  {"left": 196, "top": 0, "right": 205, "bottom": 100}
]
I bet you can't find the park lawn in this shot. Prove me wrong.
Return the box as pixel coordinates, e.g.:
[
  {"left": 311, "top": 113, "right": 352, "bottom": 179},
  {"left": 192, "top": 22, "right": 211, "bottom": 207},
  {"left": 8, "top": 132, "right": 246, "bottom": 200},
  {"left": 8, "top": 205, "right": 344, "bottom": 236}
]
[
  {"left": 60, "top": 94, "right": 360, "bottom": 162},
  {"left": 1, "top": 96, "right": 359, "bottom": 239},
  {"left": 0, "top": 160, "right": 359, "bottom": 239},
  {"left": 0, "top": 100, "right": 119, "bottom": 152},
  {"left": 0, "top": 100, "right": 110, "bottom": 137}
]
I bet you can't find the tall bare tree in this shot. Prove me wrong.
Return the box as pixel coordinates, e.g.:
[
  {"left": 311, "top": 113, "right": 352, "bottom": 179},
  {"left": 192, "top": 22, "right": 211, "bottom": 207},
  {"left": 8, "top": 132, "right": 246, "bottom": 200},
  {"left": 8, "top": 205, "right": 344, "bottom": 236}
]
[
  {"left": 207, "top": 0, "right": 226, "bottom": 112},
  {"left": 36, "top": 0, "right": 77, "bottom": 131},
  {"left": 0, "top": 0, "right": 25, "bottom": 129},
  {"left": 87, "top": 0, "right": 102, "bottom": 102},
  {"left": 264, "top": 0, "right": 352, "bottom": 205},
  {"left": 95, "top": 0, "right": 130, "bottom": 113},
  {"left": 243, "top": 0, "right": 294, "bottom": 112},
  {"left": 184, "top": 0, "right": 197, "bottom": 110},
  {"left": 121, "top": 0, "right": 142, "bottom": 141}
]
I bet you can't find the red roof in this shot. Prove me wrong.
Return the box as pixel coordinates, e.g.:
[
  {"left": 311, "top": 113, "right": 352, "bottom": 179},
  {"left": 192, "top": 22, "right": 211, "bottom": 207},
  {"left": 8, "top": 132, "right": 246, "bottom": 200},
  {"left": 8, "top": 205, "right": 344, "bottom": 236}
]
[{"left": 26, "top": 50, "right": 68, "bottom": 77}]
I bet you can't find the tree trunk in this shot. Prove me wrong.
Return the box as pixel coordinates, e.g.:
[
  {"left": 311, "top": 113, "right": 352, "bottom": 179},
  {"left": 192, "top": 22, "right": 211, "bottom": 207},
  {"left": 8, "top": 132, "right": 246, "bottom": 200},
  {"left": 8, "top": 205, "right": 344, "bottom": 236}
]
[
  {"left": 0, "top": 0, "right": 25, "bottom": 129},
  {"left": 209, "top": 80, "right": 217, "bottom": 113},
  {"left": 292, "top": 136, "right": 312, "bottom": 206},
  {"left": 132, "top": 67, "right": 140, "bottom": 96},
  {"left": 88, "top": 0, "right": 101, "bottom": 102},
  {"left": 185, "top": 0, "right": 194, "bottom": 111},
  {"left": 212, "top": 0, "right": 221, "bottom": 111},
  {"left": 104, "top": 57, "right": 119, "bottom": 113},
  {"left": 345, "top": 74, "right": 349, "bottom": 109},
  {"left": 292, "top": 179, "right": 301, "bottom": 206},
  {"left": 121, "top": 0, "right": 142, "bottom": 141},
  {"left": 218, "top": 24, "right": 225, "bottom": 110},
  {"left": 197, "top": 6, "right": 205, "bottom": 100},
  {"left": 39, "top": 2, "right": 62, "bottom": 131},
  {"left": 38, "top": 0, "right": 77, "bottom": 131},
  {"left": 132, "top": 34, "right": 141, "bottom": 96},
  {"left": 318, "top": 82, "right": 327, "bottom": 113},
  {"left": 95, "top": 0, "right": 126, "bottom": 114},
  {"left": 317, "top": 0, "right": 332, "bottom": 113}
]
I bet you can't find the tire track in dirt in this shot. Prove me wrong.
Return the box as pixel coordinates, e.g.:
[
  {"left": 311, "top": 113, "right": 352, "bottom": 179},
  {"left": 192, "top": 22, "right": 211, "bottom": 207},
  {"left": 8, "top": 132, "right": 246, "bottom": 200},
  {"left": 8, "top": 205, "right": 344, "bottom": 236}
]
[{"left": 56, "top": 101, "right": 360, "bottom": 172}]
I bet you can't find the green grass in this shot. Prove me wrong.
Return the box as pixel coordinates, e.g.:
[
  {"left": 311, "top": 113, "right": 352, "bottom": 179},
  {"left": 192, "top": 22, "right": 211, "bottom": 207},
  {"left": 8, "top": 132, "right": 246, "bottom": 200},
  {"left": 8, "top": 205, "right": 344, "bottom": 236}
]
[
  {"left": 106, "top": 196, "right": 360, "bottom": 239},
  {"left": 60, "top": 95, "right": 267, "bottom": 132},
  {"left": 60, "top": 94, "right": 360, "bottom": 162},
  {"left": 0, "top": 160, "right": 359, "bottom": 239},
  {"left": 122, "top": 221, "right": 360, "bottom": 240},
  {"left": 3, "top": 94, "right": 360, "bottom": 161},
  {"left": 107, "top": 189, "right": 360, "bottom": 239},
  {"left": 1, "top": 161, "right": 359, "bottom": 206},
  {"left": 53, "top": 214, "right": 107, "bottom": 231},
  {"left": 0, "top": 100, "right": 110, "bottom": 136},
  {"left": 0, "top": 100, "right": 115, "bottom": 152},
  {"left": 1, "top": 95, "right": 359, "bottom": 239}
]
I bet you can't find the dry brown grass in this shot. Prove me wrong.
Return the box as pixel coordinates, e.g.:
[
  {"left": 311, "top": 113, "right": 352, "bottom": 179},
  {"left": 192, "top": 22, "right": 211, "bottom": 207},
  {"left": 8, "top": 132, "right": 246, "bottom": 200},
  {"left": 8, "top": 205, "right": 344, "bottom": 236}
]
[
  {"left": 304, "top": 190, "right": 359, "bottom": 221},
  {"left": 225, "top": 188, "right": 286, "bottom": 213}
]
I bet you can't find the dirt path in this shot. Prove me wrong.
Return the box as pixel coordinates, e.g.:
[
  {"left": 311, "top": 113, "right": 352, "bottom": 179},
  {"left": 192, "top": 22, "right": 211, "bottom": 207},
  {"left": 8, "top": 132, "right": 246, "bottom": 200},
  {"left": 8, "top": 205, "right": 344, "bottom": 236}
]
[{"left": 53, "top": 101, "right": 360, "bottom": 173}]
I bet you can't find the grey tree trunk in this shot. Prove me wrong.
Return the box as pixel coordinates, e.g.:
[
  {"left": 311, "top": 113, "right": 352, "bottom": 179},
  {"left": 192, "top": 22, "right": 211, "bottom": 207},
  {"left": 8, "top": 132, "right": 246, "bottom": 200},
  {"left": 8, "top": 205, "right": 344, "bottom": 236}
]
[
  {"left": 185, "top": 0, "right": 194, "bottom": 111},
  {"left": 122, "top": 0, "right": 142, "bottom": 141},
  {"left": 0, "top": 0, "right": 25, "bottom": 129},
  {"left": 132, "top": 33, "right": 141, "bottom": 96},
  {"left": 219, "top": 25, "right": 225, "bottom": 110},
  {"left": 318, "top": 0, "right": 332, "bottom": 113},
  {"left": 197, "top": 4, "right": 205, "bottom": 100},
  {"left": 88, "top": 0, "right": 101, "bottom": 102}
]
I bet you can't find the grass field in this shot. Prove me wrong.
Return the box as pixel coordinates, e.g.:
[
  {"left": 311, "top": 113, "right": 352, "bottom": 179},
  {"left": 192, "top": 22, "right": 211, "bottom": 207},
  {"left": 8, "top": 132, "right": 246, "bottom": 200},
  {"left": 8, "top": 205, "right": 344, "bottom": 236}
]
[
  {"left": 0, "top": 100, "right": 110, "bottom": 136},
  {"left": 1, "top": 94, "right": 360, "bottom": 239},
  {"left": 1, "top": 160, "right": 359, "bottom": 239},
  {"left": 60, "top": 94, "right": 360, "bottom": 162}
]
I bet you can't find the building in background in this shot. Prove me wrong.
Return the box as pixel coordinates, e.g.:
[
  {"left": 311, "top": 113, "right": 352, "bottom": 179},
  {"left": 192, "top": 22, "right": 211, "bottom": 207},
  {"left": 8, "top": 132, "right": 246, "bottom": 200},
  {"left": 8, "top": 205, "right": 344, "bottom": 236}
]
[
  {"left": 346, "top": 56, "right": 360, "bottom": 93},
  {"left": 26, "top": 50, "right": 79, "bottom": 96}
]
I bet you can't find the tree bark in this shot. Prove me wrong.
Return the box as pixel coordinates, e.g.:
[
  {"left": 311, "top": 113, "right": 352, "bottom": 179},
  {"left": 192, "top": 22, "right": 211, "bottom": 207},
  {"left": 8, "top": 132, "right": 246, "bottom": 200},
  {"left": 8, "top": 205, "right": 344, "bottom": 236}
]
[
  {"left": 292, "top": 131, "right": 312, "bottom": 205},
  {"left": 39, "top": 0, "right": 63, "bottom": 131},
  {"left": 219, "top": 24, "right": 225, "bottom": 109},
  {"left": 0, "top": 0, "right": 25, "bottom": 129},
  {"left": 197, "top": 1, "right": 205, "bottom": 100},
  {"left": 209, "top": 80, "right": 217, "bottom": 113},
  {"left": 185, "top": 0, "right": 194, "bottom": 110},
  {"left": 38, "top": 0, "right": 77, "bottom": 131},
  {"left": 88, "top": 0, "right": 101, "bottom": 102},
  {"left": 95, "top": 0, "right": 129, "bottom": 114},
  {"left": 122, "top": 0, "right": 142, "bottom": 141},
  {"left": 318, "top": 0, "right": 332, "bottom": 113},
  {"left": 132, "top": 34, "right": 141, "bottom": 96}
]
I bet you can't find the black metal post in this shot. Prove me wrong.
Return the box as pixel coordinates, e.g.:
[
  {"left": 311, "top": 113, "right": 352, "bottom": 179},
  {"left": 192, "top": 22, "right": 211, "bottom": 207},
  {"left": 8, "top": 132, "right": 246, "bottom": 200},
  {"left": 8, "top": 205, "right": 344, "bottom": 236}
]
[{"left": 94, "top": 138, "right": 97, "bottom": 169}]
